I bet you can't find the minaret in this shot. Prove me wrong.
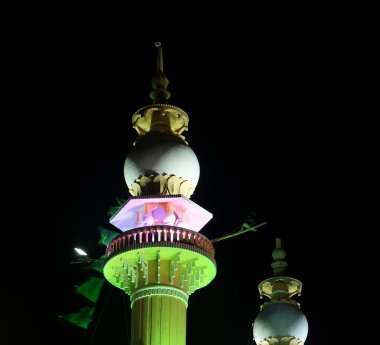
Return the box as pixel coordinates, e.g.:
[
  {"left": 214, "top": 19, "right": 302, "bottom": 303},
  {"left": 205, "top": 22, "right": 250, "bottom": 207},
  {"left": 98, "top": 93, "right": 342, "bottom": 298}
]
[
  {"left": 103, "top": 43, "right": 217, "bottom": 345},
  {"left": 253, "top": 238, "right": 308, "bottom": 345}
]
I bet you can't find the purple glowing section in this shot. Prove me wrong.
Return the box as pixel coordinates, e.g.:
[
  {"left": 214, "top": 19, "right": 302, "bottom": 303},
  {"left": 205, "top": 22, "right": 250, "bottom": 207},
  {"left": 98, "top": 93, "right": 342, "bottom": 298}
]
[{"left": 109, "top": 195, "right": 212, "bottom": 232}]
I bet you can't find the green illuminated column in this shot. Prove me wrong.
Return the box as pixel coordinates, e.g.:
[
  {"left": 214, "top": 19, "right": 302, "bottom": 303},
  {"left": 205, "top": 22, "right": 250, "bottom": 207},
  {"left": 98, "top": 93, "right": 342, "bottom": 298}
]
[
  {"left": 131, "top": 291, "right": 186, "bottom": 345},
  {"left": 104, "top": 234, "right": 216, "bottom": 345}
]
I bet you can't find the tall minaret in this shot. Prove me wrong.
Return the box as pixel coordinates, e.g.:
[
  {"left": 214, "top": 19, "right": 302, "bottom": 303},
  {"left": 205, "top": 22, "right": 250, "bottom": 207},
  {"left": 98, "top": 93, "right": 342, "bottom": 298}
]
[
  {"left": 253, "top": 238, "right": 308, "bottom": 345},
  {"left": 103, "top": 43, "right": 217, "bottom": 345}
]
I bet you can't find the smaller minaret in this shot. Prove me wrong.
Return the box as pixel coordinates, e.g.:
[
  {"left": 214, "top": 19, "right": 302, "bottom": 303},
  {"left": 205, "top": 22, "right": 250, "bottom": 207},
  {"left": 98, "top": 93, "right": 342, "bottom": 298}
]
[{"left": 253, "top": 238, "right": 308, "bottom": 345}]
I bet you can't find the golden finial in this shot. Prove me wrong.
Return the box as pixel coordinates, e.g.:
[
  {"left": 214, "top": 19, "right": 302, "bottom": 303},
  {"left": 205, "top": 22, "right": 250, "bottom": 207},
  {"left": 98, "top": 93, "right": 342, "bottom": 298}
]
[
  {"left": 149, "top": 42, "right": 171, "bottom": 104},
  {"left": 130, "top": 42, "right": 189, "bottom": 144},
  {"left": 258, "top": 238, "right": 303, "bottom": 301},
  {"left": 271, "top": 238, "right": 288, "bottom": 276}
]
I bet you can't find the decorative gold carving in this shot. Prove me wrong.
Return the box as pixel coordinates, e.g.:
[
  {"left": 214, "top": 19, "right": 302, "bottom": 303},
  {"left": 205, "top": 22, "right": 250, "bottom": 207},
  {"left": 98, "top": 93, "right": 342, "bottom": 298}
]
[
  {"left": 149, "top": 42, "right": 171, "bottom": 104},
  {"left": 259, "top": 239, "right": 302, "bottom": 301},
  {"left": 260, "top": 337, "right": 304, "bottom": 345},
  {"left": 259, "top": 277, "right": 302, "bottom": 300},
  {"left": 132, "top": 104, "right": 189, "bottom": 143},
  {"left": 129, "top": 173, "right": 195, "bottom": 198}
]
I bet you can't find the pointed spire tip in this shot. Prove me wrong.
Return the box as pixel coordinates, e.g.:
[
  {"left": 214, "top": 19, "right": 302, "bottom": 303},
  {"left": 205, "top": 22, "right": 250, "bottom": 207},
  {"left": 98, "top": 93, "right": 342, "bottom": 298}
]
[
  {"left": 150, "top": 41, "right": 170, "bottom": 103},
  {"left": 276, "top": 238, "right": 282, "bottom": 249}
]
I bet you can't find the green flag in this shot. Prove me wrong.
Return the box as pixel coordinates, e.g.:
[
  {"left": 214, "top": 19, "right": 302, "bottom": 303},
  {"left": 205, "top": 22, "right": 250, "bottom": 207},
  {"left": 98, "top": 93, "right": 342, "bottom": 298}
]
[
  {"left": 107, "top": 196, "right": 126, "bottom": 217},
  {"left": 75, "top": 276, "right": 104, "bottom": 303},
  {"left": 62, "top": 306, "right": 94, "bottom": 329},
  {"left": 83, "top": 254, "right": 107, "bottom": 274},
  {"left": 98, "top": 226, "right": 119, "bottom": 247}
]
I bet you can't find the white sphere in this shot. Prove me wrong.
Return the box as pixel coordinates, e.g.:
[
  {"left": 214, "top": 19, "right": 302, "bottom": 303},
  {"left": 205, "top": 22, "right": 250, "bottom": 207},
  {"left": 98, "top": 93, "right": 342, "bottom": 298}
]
[
  {"left": 124, "top": 133, "right": 200, "bottom": 189},
  {"left": 253, "top": 303, "right": 308, "bottom": 343}
]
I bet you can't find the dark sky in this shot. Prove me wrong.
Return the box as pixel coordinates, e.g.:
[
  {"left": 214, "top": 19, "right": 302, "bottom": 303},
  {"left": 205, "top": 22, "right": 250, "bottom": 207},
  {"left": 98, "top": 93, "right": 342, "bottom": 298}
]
[{"left": 2, "top": 20, "right": 370, "bottom": 345}]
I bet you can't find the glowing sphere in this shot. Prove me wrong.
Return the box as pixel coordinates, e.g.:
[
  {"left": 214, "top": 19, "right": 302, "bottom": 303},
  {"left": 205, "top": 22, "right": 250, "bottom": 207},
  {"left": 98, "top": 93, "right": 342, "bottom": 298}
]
[
  {"left": 253, "top": 303, "right": 308, "bottom": 343},
  {"left": 124, "top": 132, "right": 200, "bottom": 189}
]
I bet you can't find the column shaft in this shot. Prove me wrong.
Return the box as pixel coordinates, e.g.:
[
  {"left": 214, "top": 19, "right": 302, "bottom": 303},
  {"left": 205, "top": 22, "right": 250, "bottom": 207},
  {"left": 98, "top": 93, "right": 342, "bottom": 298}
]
[{"left": 131, "top": 295, "right": 186, "bottom": 345}]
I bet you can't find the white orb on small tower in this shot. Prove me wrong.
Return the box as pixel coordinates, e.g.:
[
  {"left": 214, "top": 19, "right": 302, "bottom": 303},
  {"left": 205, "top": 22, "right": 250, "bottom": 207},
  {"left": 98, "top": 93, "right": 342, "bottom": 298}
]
[{"left": 253, "top": 303, "right": 308, "bottom": 344}]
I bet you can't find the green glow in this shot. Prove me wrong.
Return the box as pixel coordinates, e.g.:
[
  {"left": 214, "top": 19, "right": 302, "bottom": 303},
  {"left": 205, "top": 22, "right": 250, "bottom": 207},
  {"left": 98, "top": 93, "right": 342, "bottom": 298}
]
[
  {"left": 131, "top": 285, "right": 189, "bottom": 308},
  {"left": 74, "top": 247, "right": 88, "bottom": 256},
  {"left": 104, "top": 245, "right": 216, "bottom": 344},
  {"left": 98, "top": 226, "right": 119, "bottom": 246},
  {"left": 104, "top": 246, "right": 217, "bottom": 296},
  {"left": 131, "top": 295, "right": 186, "bottom": 345},
  {"left": 75, "top": 276, "right": 104, "bottom": 303},
  {"left": 62, "top": 306, "right": 94, "bottom": 329}
]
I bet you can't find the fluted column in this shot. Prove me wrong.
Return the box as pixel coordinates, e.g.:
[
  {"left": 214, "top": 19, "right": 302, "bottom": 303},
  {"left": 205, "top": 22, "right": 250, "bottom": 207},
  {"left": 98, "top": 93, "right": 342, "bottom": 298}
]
[{"left": 131, "top": 294, "right": 186, "bottom": 345}]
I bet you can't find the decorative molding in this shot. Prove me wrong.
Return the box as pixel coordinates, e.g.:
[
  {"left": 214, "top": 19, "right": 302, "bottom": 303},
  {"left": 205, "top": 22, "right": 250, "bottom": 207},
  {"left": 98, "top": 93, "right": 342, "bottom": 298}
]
[
  {"left": 260, "top": 299, "right": 300, "bottom": 311},
  {"left": 130, "top": 285, "right": 189, "bottom": 308},
  {"left": 259, "top": 337, "right": 304, "bottom": 345},
  {"left": 259, "top": 276, "right": 302, "bottom": 300},
  {"left": 129, "top": 173, "right": 195, "bottom": 198},
  {"left": 170, "top": 253, "right": 181, "bottom": 284},
  {"left": 106, "top": 226, "right": 215, "bottom": 260},
  {"left": 132, "top": 104, "right": 189, "bottom": 143}
]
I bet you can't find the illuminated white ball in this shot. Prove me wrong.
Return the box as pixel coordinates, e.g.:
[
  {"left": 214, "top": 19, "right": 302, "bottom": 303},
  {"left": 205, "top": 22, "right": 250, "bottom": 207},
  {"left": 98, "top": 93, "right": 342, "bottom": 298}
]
[
  {"left": 124, "top": 133, "right": 200, "bottom": 189},
  {"left": 253, "top": 303, "right": 308, "bottom": 343}
]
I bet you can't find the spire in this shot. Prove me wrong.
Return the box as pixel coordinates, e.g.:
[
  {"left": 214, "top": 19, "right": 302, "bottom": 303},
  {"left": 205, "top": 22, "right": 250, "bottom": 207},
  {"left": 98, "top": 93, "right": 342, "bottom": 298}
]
[
  {"left": 271, "top": 238, "right": 288, "bottom": 276},
  {"left": 149, "top": 42, "right": 171, "bottom": 104},
  {"left": 130, "top": 43, "right": 189, "bottom": 144},
  {"left": 258, "top": 238, "right": 302, "bottom": 301}
]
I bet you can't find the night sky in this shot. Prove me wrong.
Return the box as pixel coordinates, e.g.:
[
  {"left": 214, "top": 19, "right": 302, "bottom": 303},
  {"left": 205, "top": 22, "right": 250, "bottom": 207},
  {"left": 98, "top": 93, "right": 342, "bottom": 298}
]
[{"left": 2, "top": 22, "right": 370, "bottom": 345}]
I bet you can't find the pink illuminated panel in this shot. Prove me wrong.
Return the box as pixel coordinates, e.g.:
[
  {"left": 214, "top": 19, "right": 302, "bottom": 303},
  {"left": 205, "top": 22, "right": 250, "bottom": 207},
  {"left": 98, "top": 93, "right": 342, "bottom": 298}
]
[{"left": 109, "top": 195, "right": 212, "bottom": 232}]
